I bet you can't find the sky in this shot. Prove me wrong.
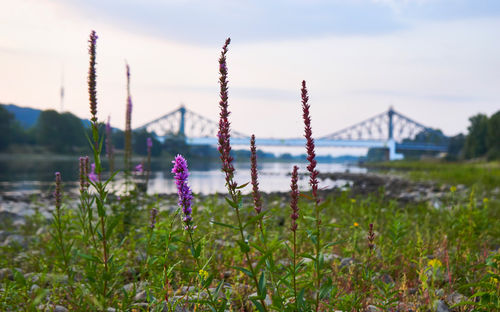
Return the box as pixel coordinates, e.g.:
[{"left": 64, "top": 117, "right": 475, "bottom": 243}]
[{"left": 0, "top": 0, "right": 499, "bottom": 155}]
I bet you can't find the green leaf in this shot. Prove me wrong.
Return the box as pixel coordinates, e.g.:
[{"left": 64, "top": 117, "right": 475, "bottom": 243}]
[
  {"left": 106, "top": 217, "right": 119, "bottom": 238},
  {"left": 322, "top": 239, "right": 347, "bottom": 250},
  {"left": 303, "top": 216, "right": 317, "bottom": 222},
  {"left": 232, "top": 266, "right": 254, "bottom": 278},
  {"left": 236, "top": 182, "right": 250, "bottom": 189},
  {"left": 297, "top": 288, "right": 306, "bottom": 309},
  {"left": 237, "top": 240, "right": 250, "bottom": 253},
  {"left": 78, "top": 252, "right": 101, "bottom": 263},
  {"left": 258, "top": 272, "right": 267, "bottom": 298},
  {"left": 225, "top": 197, "right": 238, "bottom": 208},
  {"left": 214, "top": 280, "right": 224, "bottom": 298},
  {"left": 319, "top": 279, "right": 333, "bottom": 299},
  {"left": 243, "top": 210, "right": 269, "bottom": 230},
  {"left": 251, "top": 299, "right": 266, "bottom": 312},
  {"left": 210, "top": 220, "right": 237, "bottom": 230}
]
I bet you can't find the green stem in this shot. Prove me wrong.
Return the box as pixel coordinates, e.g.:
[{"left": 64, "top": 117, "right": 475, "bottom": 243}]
[
  {"left": 187, "top": 231, "right": 217, "bottom": 307},
  {"left": 233, "top": 201, "right": 268, "bottom": 311},
  {"left": 258, "top": 220, "right": 282, "bottom": 301},
  {"left": 293, "top": 229, "right": 298, "bottom": 309},
  {"left": 315, "top": 201, "right": 321, "bottom": 312}
]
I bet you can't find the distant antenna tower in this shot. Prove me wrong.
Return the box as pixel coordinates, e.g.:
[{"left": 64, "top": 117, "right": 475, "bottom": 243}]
[{"left": 60, "top": 68, "right": 65, "bottom": 112}]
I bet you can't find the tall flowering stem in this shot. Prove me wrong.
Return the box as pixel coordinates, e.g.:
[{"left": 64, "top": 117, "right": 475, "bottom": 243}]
[
  {"left": 77, "top": 155, "right": 97, "bottom": 251},
  {"left": 105, "top": 116, "right": 114, "bottom": 173},
  {"left": 216, "top": 38, "right": 268, "bottom": 312},
  {"left": 52, "top": 172, "right": 71, "bottom": 276},
  {"left": 301, "top": 80, "right": 322, "bottom": 311},
  {"left": 124, "top": 63, "right": 133, "bottom": 173},
  {"left": 86, "top": 31, "right": 114, "bottom": 307},
  {"left": 88, "top": 31, "right": 101, "bottom": 177},
  {"left": 171, "top": 155, "right": 218, "bottom": 308},
  {"left": 250, "top": 135, "right": 283, "bottom": 301},
  {"left": 217, "top": 38, "right": 237, "bottom": 191},
  {"left": 289, "top": 165, "right": 299, "bottom": 306}
]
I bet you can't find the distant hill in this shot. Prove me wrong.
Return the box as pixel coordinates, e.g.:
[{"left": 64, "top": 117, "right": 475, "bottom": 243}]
[
  {"left": 2, "top": 104, "right": 41, "bottom": 128},
  {"left": 1, "top": 103, "right": 91, "bottom": 129}
]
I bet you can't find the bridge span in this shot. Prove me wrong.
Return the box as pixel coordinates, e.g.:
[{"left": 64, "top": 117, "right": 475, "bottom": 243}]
[{"left": 137, "top": 106, "right": 448, "bottom": 160}]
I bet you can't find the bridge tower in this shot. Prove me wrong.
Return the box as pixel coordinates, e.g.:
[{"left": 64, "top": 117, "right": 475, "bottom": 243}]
[
  {"left": 386, "top": 107, "right": 400, "bottom": 160},
  {"left": 179, "top": 105, "right": 186, "bottom": 136}
]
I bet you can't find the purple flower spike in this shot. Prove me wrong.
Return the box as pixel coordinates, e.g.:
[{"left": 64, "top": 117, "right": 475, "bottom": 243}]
[
  {"left": 135, "top": 163, "right": 144, "bottom": 174},
  {"left": 150, "top": 207, "right": 158, "bottom": 229},
  {"left": 172, "top": 155, "right": 194, "bottom": 231},
  {"left": 217, "top": 38, "right": 237, "bottom": 190},
  {"left": 54, "top": 172, "right": 62, "bottom": 209},
  {"left": 88, "top": 163, "right": 98, "bottom": 183},
  {"left": 88, "top": 31, "right": 98, "bottom": 124},
  {"left": 147, "top": 137, "right": 153, "bottom": 150},
  {"left": 250, "top": 135, "right": 262, "bottom": 214},
  {"left": 79, "top": 157, "right": 87, "bottom": 193},
  {"left": 301, "top": 80, "right": 320, "bottom": 204}
]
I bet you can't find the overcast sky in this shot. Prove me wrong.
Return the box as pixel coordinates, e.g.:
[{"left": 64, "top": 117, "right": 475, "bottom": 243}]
[{"left": 1, "top": 0, "right": 499, "bottom": 155}]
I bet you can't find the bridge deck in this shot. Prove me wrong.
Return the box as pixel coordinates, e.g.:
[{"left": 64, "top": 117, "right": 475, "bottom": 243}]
[{"left": 186, "top": 137, "right": 447, "bottom": 151}]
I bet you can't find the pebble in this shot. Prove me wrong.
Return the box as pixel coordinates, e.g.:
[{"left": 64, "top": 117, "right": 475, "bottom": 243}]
[
  {"left": 2, "top": 234, "right": 27, "bottom": 248},
  {"left": 339, "top": 257, "right": 354, "bottom": 269},
  {"left": 133, "top": 290, "right": 147, "bottom": 302},
  {"left": 0, "top": 268, "right": 13, "bottom": 280},
  {"left": 446, "top": 291, "right": 467, "bottom": 306},
  {"left": 249, "top": 292, "right": 272, "bottom": 307},
  {"left": 0, "top": 230, "right": 11, "bottom": 241},
  {"left": 54, "top": 305, "right": 69, "bottom": 312},
  {"left": 367, "top": 305, "right": 381, "bottom": 312},
  {"left": 380, "top": 273, "right": 394, "bottom": 284},
  {"left": 177, "top": 285, "right": 195, "bottom": 295},
  {"left": 30, "top": 284, "right": 40, "bottom": 294},
  {"left": 434, "top": 300, "right": 450, "bottom": 312}
]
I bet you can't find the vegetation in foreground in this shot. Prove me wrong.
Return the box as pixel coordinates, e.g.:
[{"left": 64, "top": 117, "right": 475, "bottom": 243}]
[{"left": 1, "top": 31, "right": 499, "bottom": 312}]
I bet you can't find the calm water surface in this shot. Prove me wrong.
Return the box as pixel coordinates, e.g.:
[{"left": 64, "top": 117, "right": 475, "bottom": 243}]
[{"left": 0, "top": 157, "right": 365, "bottom": 195}]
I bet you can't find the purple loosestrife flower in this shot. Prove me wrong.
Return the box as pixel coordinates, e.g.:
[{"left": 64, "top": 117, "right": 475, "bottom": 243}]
[
  {"left": 79, "top": 157, "right": 88, "bottom": 193},
  {"left": 88, "top": 163, "right": 98, "bottom": 183},
  {"left": 135, "top": 163, "right": 144, "bottom": 174},
  {"left": 147, "top": 137, "right": 152, "bottom": 151},
  {"left": 217, "top": 38, "right": 237, "bottom": 190},
  {"left": 124, "top": 64, "right": 133, "bottom": 170},
  {"left": 250, "top": 135, "right": 262, "bottom": 214},
  {"left": 301, "top": 80, "right": 320, "bottom": 204},
  {"left": 150, "top": 207, "right": 158, "bottom": 229},
  {"left": 172, "top": 155, "right": 195, "bottom": 231},
  {"left": 84, "top": 156, "right": 90, "bottom": 188},
  {"left": 290, "top": 166, "right": 299, "bottom": 232},
  {"left": 54, "top": 172, "right": 62, "bottom": 209},
  {"left": 368, "top": 223, "right": 375, "bottom": 251},
  {"left": 88, "top": 31, "right": 98, "bottom": 124}
]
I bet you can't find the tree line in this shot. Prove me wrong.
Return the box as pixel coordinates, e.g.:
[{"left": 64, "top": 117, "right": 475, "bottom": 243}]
[{"left": 0, "top": 106, "right": 277, "bottom": 161}]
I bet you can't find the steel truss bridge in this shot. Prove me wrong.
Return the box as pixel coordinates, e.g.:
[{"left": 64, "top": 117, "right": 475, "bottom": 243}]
[{"left": 137, "top": 105, "right": 448, "bottom": 160}]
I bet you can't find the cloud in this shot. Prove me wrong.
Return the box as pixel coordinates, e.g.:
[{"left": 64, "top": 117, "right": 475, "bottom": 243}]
[
  {"left": 57, "top": 0, "right": 405, "bottom": 45},
  {"left": 351, "top": 89, "right": 488, "bottom": 103}
]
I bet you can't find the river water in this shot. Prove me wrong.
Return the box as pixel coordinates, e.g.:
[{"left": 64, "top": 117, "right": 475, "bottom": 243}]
[{"left": 0, "top": 157, "right": 365, "bottom": 195}]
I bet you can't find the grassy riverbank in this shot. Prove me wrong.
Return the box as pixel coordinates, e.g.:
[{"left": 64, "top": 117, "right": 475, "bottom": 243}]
[
  {"left": 1, "top": 162, "right": 499, "bottom": 311},
  {"left": 364, "top": 160, "right": 500, "bottom": 191}
]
